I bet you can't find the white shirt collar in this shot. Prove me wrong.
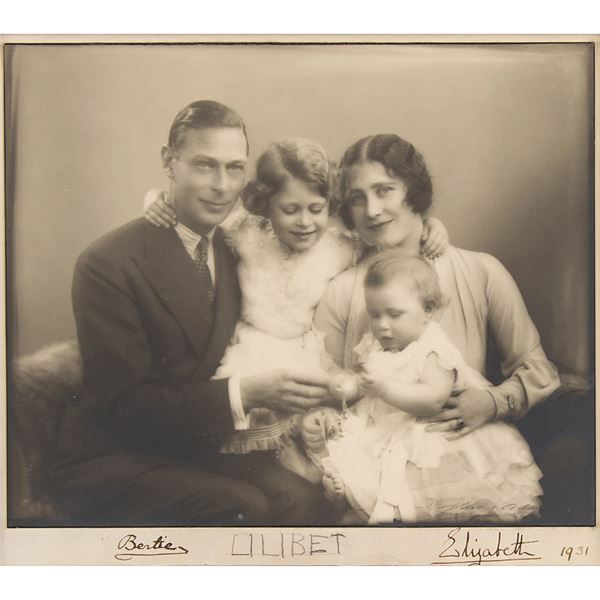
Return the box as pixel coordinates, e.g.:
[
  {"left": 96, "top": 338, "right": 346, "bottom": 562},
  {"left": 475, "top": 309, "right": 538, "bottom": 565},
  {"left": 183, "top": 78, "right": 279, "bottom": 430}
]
[{"left": 174, "top": 222, "right": 215, "bottom": 245}]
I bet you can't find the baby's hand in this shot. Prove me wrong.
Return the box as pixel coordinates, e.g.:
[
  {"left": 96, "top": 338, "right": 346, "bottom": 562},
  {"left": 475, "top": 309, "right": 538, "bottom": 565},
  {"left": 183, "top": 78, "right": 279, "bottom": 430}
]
[
  {"left": 302, "top": 408, "right": 342, "bottom": 453},
  {"left": 302, "top": 410, "right": 327, "bottom": 453},
  {"left": 143, "top": 189, "right": 177, "bottom": 228},
  {"left": 359, "top": 368, "right": 388, "bottom": 397},
  {"left": 321, "top": 407, "right": 343, "bottom": 439}
]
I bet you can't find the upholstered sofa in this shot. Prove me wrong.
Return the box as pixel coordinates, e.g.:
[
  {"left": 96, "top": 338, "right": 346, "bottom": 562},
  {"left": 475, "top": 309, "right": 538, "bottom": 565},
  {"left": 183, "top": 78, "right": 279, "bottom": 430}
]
[
  {"left": 8, "top": 341, "right": 82, "bottom": 525},
  {"left": 7, "top": 340, "right": 595, "bottom": 527}
]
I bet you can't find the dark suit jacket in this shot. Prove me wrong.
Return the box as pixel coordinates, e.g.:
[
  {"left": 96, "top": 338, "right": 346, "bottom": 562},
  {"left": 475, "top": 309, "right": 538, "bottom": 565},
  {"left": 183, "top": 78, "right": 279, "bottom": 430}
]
[{"left": 51, "top": 218, "right": 241, "bottom": 508}]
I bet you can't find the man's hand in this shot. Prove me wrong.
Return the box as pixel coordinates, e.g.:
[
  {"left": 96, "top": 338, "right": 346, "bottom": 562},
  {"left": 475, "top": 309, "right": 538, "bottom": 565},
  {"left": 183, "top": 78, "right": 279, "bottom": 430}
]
[
  {"left": 240, "top": 367, "right": 330, "bottom": 414},
  {"left": 418, "top": 387, "right": 496, "bottom": 440}
]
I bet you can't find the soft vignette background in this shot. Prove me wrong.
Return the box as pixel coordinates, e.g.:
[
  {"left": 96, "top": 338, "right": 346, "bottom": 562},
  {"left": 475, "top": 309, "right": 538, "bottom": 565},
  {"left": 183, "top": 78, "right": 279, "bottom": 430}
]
[{"left": 5, "top": 43, "right": 593, "bottom": 378}]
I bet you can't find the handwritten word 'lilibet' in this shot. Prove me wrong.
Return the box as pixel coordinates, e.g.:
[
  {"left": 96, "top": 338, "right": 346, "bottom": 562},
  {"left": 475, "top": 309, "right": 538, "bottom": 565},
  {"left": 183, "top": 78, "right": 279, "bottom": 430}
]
[
  {"left": 231, "top": 532, "right": 346, "bottom": 558},
  {"left": 114, "top": 534, "right": 189, "bottom": 561},
  {"left": 433, "top": 527, "right": 541, "bottom": 565}
]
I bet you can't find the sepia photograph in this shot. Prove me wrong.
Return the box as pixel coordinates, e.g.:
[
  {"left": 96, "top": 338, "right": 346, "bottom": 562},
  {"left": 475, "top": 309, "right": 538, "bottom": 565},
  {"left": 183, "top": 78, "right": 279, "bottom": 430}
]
[{"left": 1, "top": 36, "right": 598, "bottom": 565}]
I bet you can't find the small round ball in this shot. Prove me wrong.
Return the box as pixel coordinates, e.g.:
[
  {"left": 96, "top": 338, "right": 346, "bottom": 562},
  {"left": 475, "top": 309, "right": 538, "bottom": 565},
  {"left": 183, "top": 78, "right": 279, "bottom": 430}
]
[{"left": 329, "top": 373, "right": 360, "bottom": 404}]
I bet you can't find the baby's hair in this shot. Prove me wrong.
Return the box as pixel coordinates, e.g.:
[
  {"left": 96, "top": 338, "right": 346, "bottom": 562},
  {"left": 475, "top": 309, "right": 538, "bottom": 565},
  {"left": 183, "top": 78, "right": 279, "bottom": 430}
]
[
  {"left": 365, "top": 250, "right": 446, "bottom": 313},
  {"left": 242, "top": 138, "right": 338, "bottom": 218}
]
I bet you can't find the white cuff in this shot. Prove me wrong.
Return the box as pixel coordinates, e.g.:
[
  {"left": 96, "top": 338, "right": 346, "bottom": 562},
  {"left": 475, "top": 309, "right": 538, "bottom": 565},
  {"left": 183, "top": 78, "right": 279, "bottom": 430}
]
[{"left": 228, "top": 375, "right": 250, "bottom": 430}]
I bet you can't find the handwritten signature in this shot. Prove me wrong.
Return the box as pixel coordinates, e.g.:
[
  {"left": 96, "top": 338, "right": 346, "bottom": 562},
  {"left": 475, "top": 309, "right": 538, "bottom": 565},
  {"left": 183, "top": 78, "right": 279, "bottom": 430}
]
[
  {"left": 436, "top": 501, "right": 539, "bottom": 517},
  {"left": 433, "top": 527, "right": 540, "bottom": 566},
  {"left": 115, "top": 534, "right": 189, "bottom": 561}
]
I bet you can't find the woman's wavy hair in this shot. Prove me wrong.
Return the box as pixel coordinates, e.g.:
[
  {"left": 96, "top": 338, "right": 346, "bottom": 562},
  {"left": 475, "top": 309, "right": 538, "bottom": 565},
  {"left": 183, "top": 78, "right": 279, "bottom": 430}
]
[
  {"left": 337, "top": 134, "right": 433, "bottom": 230},
  {"left": 365, "top": 250, "right": 446, "bottom": 314},
  {"left": 242, "top": 138, "right": 338, "bottom": 218}
]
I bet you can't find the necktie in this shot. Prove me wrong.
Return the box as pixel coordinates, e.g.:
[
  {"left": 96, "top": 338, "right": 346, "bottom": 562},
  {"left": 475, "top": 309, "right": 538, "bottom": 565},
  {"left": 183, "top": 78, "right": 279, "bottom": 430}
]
[{"left": 194, "top": 235, "right": 214, "bottom": 305}]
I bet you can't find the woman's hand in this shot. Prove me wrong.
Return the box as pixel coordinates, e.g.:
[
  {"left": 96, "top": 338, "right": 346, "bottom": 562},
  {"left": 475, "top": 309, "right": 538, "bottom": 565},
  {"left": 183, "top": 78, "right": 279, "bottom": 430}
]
[
  {"left": 421, "top": 217, "right": 449, "bottom": 259},
  {"left": 143, "top": 189, "right": 177, "bottom": 228},
  {"left": 418, "top": 387, "right": 496, "bottom": 440}
]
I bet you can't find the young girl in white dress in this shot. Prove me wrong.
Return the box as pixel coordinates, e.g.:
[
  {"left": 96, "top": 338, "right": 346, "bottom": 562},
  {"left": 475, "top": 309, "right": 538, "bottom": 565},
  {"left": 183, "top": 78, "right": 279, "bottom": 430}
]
[
  {"left": 303, "top": 250, "right": 543, "bottom": 523},
  {"left": 144, "top": 138, "right": 448, "bottom": 480}
]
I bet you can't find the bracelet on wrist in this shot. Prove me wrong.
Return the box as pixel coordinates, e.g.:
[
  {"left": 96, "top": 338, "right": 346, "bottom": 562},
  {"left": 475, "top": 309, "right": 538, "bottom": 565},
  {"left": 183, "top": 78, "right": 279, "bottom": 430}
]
[
  {"left": 487, "top": 390, "right": 523, "bottom": 421},
  {"left": 486, "top": 390, "right": 498, "bottom": 421}
]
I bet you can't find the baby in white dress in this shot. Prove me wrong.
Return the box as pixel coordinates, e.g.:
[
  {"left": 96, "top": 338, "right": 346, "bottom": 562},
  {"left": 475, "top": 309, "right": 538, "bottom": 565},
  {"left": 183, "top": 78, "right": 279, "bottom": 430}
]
[
  {"left": 144, "top": 139, "right": 448, "bottom": 481},
  {"left": 303, "top": 250, "right": 543, "bottom": 523}
]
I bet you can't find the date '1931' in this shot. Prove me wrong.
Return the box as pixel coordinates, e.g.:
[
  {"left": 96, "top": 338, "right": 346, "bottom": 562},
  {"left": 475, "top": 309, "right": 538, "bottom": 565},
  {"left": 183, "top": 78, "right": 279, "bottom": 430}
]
[{"left": 560, "top": 546, "right": 589, "bottom": 561}]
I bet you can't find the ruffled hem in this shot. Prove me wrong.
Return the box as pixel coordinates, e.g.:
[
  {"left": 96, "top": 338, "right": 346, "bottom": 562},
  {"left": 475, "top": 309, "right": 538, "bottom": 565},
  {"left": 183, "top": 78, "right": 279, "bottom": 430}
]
[
  {"left": 375, "top": 456, "right": 543, "bottom": 524},
  {"left": 411, "top": 468, "right": 541, "bottom": 519},
  {"left": 328, "top": 421, "right": 543, "bottom": 524},
  {"left": 401, "top": 421, "right": 539, "bottom": 474},
  {"left": 357, "top": 471, "right": 543, "bottom": 525},
  {"left": 220, "top": 414, "right": 302, "bottom": 454}
]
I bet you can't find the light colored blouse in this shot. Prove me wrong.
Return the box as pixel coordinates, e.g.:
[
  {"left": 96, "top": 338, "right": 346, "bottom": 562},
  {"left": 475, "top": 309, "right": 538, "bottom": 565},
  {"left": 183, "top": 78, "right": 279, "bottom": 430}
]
[{"left": 313, "top": 245, "right": 560, "bottom": 415}]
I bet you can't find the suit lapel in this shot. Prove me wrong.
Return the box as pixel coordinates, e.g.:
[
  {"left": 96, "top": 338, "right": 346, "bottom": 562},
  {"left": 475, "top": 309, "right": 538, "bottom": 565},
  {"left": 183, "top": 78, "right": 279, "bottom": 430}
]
[
  {"left": 136, "top": 222, "right": 214, "bottom": 358},
  {"left": 135, "top": 223, "right": 240, "bottom": 374}
]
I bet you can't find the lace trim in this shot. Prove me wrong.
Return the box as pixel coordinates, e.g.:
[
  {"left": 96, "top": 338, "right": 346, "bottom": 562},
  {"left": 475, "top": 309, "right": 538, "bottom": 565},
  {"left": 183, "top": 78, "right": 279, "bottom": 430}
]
[{"left": 220, "top": 414, "right": 302, "bottom": 454}]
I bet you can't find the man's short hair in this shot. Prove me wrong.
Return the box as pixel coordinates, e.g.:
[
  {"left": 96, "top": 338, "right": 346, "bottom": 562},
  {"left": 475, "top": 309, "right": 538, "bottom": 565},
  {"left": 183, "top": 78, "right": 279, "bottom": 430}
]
[{"left": 168, "top": 100, "right": 249, "bottom": 154}]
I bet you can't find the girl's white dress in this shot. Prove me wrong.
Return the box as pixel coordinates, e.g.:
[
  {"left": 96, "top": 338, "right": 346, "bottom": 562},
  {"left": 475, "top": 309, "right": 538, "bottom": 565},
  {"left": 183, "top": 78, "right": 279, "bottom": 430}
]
[
  {"left": 327, "top": 322, "right": 543, "bottom": 524},
  {"left": 215, "top": 211, "right": 359, "bottom": 454}
]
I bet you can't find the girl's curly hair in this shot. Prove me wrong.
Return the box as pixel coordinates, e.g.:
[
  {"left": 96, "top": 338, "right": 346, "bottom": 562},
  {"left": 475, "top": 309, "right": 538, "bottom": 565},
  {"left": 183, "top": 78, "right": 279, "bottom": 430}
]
[{"left": 242, "top": 138, "right": 339, "bottom": 218}]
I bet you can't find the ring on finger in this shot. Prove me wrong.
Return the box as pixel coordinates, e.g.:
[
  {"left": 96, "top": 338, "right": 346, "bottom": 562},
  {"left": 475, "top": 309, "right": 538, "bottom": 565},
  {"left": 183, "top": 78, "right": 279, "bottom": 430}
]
[{"left": 454, "top": 417, "right": 465, "bottom": 431}]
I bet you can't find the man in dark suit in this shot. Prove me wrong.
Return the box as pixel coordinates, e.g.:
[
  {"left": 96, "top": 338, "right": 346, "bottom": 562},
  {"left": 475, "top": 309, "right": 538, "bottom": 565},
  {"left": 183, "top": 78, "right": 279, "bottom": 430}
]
[{"left": 51, "top": 100, "right": 332, "bottom": 526}]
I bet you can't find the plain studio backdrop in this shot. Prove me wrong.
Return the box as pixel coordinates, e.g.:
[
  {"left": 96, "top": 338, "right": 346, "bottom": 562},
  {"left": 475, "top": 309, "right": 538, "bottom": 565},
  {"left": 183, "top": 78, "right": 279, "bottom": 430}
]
[{"left": 5, "top": 42, "right": 593, "bottom": 379}]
